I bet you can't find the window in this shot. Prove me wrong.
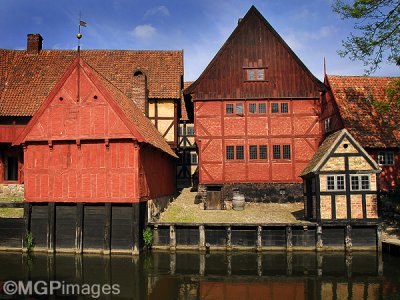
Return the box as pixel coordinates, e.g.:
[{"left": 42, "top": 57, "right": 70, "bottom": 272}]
[
  {"left": 226, "top": 104, "right": 234, "bottom": 114},
  {"left": 247, "top": 69, "right": 255, "bottom": 81},
  {"left": 249, "top": 103, "right": 256, "bottom": 114},
  {"left": 236, "top": 103, "right": 243, "bottom": 115},
  {"left": 178, "top": 126, "right": 183, "bottom": 136},
  {"left": 236, "top": 146, "right": 244, "bottom": 160},
  {"left": 186, "top": 126, "right": 194, "bottom": 136},
  {"left": 259, "top": 145, "right": 268, "bottom": 159},
  {"left": 226, "top": 146, "right": 234, "bottom": 160},
  {"left": 281, "top": 103, "right": 289, "bottom": 113},
  {"left": 327, "top": 175, "right": 345, "bottom": 191},
  {"left": 351, "top": 175, "right": 370, "bottom": 191},
  {"left": 258, "top": 103, "right": 266, "bottom": 114},
  {"left": 378, "top": 151, "right": 394, "bottom": 165},
  {"left": 190, "top": 153, "right": 198, "bottom": 164},
  {"left": 283, "top": 145, "right": 291, "bottom": 159},
  {"left": 257, "top": 69, "right": 265, "bottom": 80},
  {"left": 271, "top": 103, "right": 279, "bottom": 113},
  {"left": 246, "top": 68, "right": 266, "bottom": 81},
  {"left": 4, "top": 154, "right": 18, "bottom": 181},
  {"left": 273, "top": 145, "right": 281, "bottom": 159},
  {"left": 249, "top": 145, "right": 257, "bottom": 160},
  {"left": 324, "top": 118, "right": 331, "bottom": 133}
]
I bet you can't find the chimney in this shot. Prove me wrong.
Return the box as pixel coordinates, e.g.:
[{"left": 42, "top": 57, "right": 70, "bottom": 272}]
[
  {"left": 132, "top": 70, "right": 148, "bottom": 115},
  {"left": 27, "top": 34, "right": 43, "bottom": 54}
]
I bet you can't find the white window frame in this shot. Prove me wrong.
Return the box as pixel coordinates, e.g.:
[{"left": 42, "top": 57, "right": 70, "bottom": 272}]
[
  {"left": 327, "top": 175, "right": 345, "bottom": 191},
  {"left": 378, "top": 151, "right": 394, "bottom": 166},
  {"left": 350, "top": 174, "right": 370, "bottom": 191}
]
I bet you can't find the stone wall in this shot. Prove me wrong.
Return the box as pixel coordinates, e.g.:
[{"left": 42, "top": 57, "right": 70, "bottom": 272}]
[
  {"left": 0, "top": 184, "right": 24, "bottom": 198},
  {"left": 198, "top": 183, "right": 303, "bottom": 206}
]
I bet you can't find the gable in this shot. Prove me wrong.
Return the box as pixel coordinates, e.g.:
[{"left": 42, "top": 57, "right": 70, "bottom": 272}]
[
  {"left": 186, "top": 6, "right": 325, "bottom": 100},
  {"left": 21, "top": 63, "right": 134, "bottom": 142}
]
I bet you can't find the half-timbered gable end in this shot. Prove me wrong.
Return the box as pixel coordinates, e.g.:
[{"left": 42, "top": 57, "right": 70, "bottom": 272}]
[
  {"left": 14, "top": 56, "right": 176, "bottom": 203},
  {"left": 184, "top": 6, "right": 326, "bottom": 204},
  {"left": 301, "top": 129, "right": 380, "bottom": 222}
]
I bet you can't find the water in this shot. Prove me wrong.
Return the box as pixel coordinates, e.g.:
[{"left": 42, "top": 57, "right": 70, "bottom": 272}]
[{"left": 0, "top": 251, "right": 399, "bottom": 299}]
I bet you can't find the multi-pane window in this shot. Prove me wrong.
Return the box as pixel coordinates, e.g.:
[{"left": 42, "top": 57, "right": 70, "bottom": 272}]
[
  {"left": 283, "top": 145, "right": 291, "bottom": 159},
  {"left": 249, "top": 145, "right": 258, "bottom": 160},
  {"left": 247, "top": 69, "right": 255, "bottom": 81},
  {"left": 259, "top": 146, "right": 268, "bottom": 159},
  {"left": 249, "top": 103, "right": 256, "bottom": 114},
  {"left": 351, "top": 175, "right": 370, "bottom": 191},
  {"left": 226, "top": 146, "right": 234, "bottom": 160},
  {"left": 246, "top": 68, "right": 266, "bottom": 81},
  {"left": 186, "top": 126, "right": 194, "bottom": 136},
  {"left": 281, "top": 103, "right": 289, "bottom": 113},
  {"left": 190, "top": 153, "right": 198, "bottom": 164},
  {"left": 271, "top": 102, "right": 289, "bottom": 113},
  {"left": 226, "top": 104, "right": 234, "bottom": 114},
  {"left": 271, "top": 103, "right": 279, "bottom": 113},
  {"left": 258, "top": 103, "right": 266, "bottom": 113},
  {"left": 236, "top": 103, "right": 243, "bottom": 115},
  {"left": 327, "top": 175, "right": 345, "bottom": 191},
  {"left": 273, "top": 145, "right": 281, "bottom": 159},
  {"left": 324, "top": 118, "right": 331, "bottom": 133},
  {"left": 236, "top": 146, "right": 244, "bottom": 160},
  {"left": 257, "top": 69, "right": 264, "bottom": 80},
  {"left": 378, "top": 151, "right": 394, "bottom": 165}
]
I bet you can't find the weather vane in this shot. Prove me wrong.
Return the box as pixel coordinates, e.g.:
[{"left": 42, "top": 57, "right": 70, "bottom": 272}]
[{"left": 76, "top": 12, "right": 87, "bottom": 51}]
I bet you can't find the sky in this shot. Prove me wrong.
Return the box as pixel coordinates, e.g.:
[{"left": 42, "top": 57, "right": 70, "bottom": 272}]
[{"left": 0, "top": 0, "right": 398, "bottom": 81}]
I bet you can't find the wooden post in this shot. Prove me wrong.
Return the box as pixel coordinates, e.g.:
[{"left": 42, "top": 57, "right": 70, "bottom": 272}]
[
  {"left": 153, "top": 224, "right": 159, "bottom": 246},
  {"left": 199, "top": 253, "right": 205, "bottom": 276},
  {"left": 257, "top": 226, "right": 262, "bottom": 251},
  {"left": 345, "top": 224, "right": 352, "bottom": 253},
  {"left": 199, "top": 225, "right": 205, "bottom": 251},
  {"left": 23, "top": 202, "right": 31, "bottom": 250},
  {"left": 316, "top": 225, "right": 323, "bottom": 251},
  {"left": 170, "top": 225, "right": 176, "bottom": 251},
  {"left": 227, "top": 226, "right": 232, "bottom": 251},
  {"left": 75, "top": 203, "right": 83, "bottom": 254},
  {"left": 104, "top": 203, "right": 111, "bottom": 254},
  {"left": 132, "top": 203, "right": 140, "bottom": 255},
  {"left": 317, "top": 252, "right": 323, "bottom": 276},
  {"left": 286, "top": 226, "right": 293, "bottom": 251},
  {"left": 345, "top": 252, "right": 352, "bottom": 278},
  {"left": 47, "top": 202, "right": 55, "bottom": 253},
  {"left": 170, "top": 252, "right": 176, "bottom": 275},
  {"left": 376, "top": 224, "right": 382, "bottom": 252}
]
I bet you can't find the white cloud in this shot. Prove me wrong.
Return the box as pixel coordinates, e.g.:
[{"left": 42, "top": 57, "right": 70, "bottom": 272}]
[
  {"left": 144, "top": 6, "right": 170, "bottom": 19},
  {"left": 130, "top": 24, "right": 156, "bottom": 39},
  {"left": 32, "top": 16, "right": 43, "bottom": 25}
]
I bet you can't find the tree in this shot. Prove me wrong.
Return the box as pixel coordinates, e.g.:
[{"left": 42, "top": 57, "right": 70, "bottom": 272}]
[{"left": 333, "top": 0, "right": 400, "bottom": 74}]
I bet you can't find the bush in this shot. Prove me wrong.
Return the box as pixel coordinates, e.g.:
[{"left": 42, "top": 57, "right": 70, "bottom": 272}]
[{"left": 143, "top": 227, "right": 153, "bottom": 250}]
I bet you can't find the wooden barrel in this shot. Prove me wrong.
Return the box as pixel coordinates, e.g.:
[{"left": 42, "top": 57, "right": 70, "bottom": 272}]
[{"left": 232, "top": 190, "right": 245, "bottom": 211}]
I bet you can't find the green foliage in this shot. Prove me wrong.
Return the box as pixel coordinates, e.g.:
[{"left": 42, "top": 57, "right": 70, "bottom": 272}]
[
  {"left": 25, "top": 231, "right": 35, "bottom": 253},
  {"left": 143, "top": 227, "right": 153, "bottom": 250},
  {"left": 332, "top": 0, "right": 400, "bottom": 74}
]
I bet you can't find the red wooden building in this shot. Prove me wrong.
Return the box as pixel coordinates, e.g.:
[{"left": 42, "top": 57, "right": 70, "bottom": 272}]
[
  {"left": 0, "top": 34, "right": 183, "bottom": 197},
  {"left": 184, "top": 6, "right": 326, "bottom": 205},
  {"left": 321, "top": 75, "right": 400, "bottom": 191},
  {"left": 14, "top": 55, "right": 177, "bottom": 203}
]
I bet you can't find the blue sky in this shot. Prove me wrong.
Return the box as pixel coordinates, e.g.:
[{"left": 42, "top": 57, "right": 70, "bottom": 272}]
[{"left": 0, "top": 0, "right": 398, "bottom": 81}]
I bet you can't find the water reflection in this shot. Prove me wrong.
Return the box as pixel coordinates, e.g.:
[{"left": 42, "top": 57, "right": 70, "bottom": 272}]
[{"left": 0, "top": 251, "right": 399, "bottom": 299}]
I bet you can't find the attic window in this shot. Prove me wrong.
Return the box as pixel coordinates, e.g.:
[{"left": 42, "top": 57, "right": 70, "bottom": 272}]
[
  {"left": 134, "top": 70, "right": 143, "bottom": 76},
  {"left": 244, "top": 67, "right": 268, "bottom": 82}
]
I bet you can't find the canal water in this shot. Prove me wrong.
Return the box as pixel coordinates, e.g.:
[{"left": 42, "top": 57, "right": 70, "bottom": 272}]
[{"left": 0, "top": 251, "right": 399, "bottom": 299}]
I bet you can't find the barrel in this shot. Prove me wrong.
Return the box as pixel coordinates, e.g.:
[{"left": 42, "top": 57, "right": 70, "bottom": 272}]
[{"left": 232, "top": 190, "right": 245, "bottom": 211}]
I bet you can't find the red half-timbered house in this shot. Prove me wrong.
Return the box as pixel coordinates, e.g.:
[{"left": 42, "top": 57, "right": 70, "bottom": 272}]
[
  {"left": 0, "top": 34, "right": 183, "bottom": 196},
  {"left": 184, "top": 6, "right": 326, "bottom": 206},
  {"left": 322, "top": 75, "right": 400, "bottom": 191}
]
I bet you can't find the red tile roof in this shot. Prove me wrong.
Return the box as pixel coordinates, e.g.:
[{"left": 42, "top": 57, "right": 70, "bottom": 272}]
[
  {"left": 327, "top": 75, "right": 400, "bottom": 148},
  {"left": 0, "top": 49, "right": 183, "bottom": 116}
]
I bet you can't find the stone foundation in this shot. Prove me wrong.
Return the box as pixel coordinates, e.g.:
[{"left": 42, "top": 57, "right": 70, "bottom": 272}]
[
  {"left": 0, "top": 184, "right": 24, "bottom": 198},
  {"left": 198, "top": 183, "right": 304, "bottom": 206}
]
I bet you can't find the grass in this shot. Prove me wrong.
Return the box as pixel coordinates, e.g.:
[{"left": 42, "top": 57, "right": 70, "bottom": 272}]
[
  {"left": 0, "top": 195, "right": 24, "bottom": 218},
  {"left": 0, "top": 208, "right": 24, "bottom": 218},
  {"left": 159, "top": 188, "right": 309, "bottom": 224}
]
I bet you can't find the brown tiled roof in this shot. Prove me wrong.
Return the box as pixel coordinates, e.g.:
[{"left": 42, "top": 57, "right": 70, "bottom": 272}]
[
  {"left": 180, "top": 81, "right": 194, "bottom": 121},
  {"left": 0, "top": 49, "right": 183, "bottom": 116},
  {"left": 327, "top": 75, "right": 400, "bottom": 148}
]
